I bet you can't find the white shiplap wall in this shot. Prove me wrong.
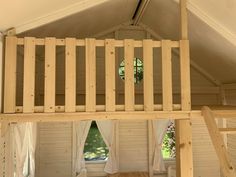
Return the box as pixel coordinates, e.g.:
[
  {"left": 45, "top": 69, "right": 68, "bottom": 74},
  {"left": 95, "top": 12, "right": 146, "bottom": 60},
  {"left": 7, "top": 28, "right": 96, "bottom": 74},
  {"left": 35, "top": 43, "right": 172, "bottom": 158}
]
[
  {"left": 36, "top": 122, "right": 72, "bottom": 177},
  {"left": 191, "top": 118, "right": 220, "bottom": 177}
]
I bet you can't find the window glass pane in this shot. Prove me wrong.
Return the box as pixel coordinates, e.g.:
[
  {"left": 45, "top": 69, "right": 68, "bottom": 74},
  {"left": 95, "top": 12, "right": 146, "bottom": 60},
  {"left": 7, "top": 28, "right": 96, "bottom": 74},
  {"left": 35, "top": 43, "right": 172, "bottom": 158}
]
[{"left": 84, "top": 121, "right": 109, "bottom": 161}]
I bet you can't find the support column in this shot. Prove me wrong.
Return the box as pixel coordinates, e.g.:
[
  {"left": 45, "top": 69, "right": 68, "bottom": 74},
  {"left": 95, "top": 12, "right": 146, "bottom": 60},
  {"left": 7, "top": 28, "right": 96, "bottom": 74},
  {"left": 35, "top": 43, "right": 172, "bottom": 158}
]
[{"left": 175, "top": 0, "right": 193, "bottom": 177}]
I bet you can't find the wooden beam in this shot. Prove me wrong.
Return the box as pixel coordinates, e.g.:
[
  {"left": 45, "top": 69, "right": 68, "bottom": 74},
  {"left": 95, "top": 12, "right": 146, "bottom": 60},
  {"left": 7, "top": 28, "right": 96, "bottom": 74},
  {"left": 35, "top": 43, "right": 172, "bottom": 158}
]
[
  {"left": 14, "top": 104, "right": 182, "bottom": 113},
  {"left": 4, "top": 36, "right": 17, "bottom": 113},
  {"left": 133, "top": 0, "right": 151, "bottom": 25},
  {"left": 85, "top": 38, "right": 96, "bottom": 112},
  {"left": 161, "top": 40, "right": 173, "bottom": 111},
  {"left": 1, "top": 108, "right": 236, "bottom": 123},
  {"left": 202, "top": 106, "right": 236, "bottom": 177},
  {"left": 23, "top": 37, "right": 36, "bottom": 113},
  {"left": 219, "top": 128, "right": 236, "bottom": 134},
  {"left": 65, "top": 38, "right": 76, "bottom": 112},
  {"left": 0, "top": 111, "right": 194, "bottom": 123},
  {"left": 124, "top": 39, "right": 135, "bottom": 111},
  {"left": 105, "top": 39, "right": 116, "bottom": 111},
  {"left": 180, "top": 0, "right": 188, "bottom": 39},
  {"left": 44, "top": 38, "right": 56, "bottom": 112},
  {"left": 177, "top": 1, "right": 194, "bottom": 176},
  {"left": 143, "top": 40, "right": 154, "bottom": 111}
]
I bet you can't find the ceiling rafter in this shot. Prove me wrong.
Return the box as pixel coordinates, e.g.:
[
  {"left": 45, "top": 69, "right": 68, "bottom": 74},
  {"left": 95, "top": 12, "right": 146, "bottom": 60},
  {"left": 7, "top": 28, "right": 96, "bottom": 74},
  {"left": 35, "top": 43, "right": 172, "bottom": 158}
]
[{"left": 133, "top": 0, "right": 151, "bottom": 26}]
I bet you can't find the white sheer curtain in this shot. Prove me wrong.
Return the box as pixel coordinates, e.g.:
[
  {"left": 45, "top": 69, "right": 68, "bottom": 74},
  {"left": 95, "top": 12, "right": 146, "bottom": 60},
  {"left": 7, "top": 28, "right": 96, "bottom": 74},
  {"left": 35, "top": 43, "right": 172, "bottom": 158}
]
[
  {"left": 96, "top": 120, "right": 118, "bottom": 174},
  {"left": 13, "top": 122, "right": 37, "bottom": 177},
  {"left": 74, "top": 120, "right": 92, "bottom": 177},
  {"left": 152, "top": 119, "right": 171, "bottom": 172}
]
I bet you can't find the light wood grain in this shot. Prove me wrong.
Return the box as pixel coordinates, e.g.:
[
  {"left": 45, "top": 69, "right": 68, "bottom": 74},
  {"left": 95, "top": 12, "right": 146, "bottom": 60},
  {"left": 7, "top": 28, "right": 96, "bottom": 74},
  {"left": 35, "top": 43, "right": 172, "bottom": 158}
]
[
  {"left": 44, "top": 38, "right": 56, "bottom": 112},
  {"left": 23, "top": 37, "right": 36, "bottom": 113},
  {"left": 65, "top": 38, "right": 76, "bottom": 112},
  {"left": 105, "top": 39, "right": 115, "bottom": 111},
  {"left": 85, "top": 38, "right": 96, "bottom": 112},
  {"left": 161, "top": 40, "right": 172, "bottom": 111},
  {"left": 124, "top": 39, "right": 134, "bottom": 111},
  {"left": 4, "top": 36, "right": 17, "bottom": 113},
  {"left": 180, "top": 40, "right": 191, "bottom": 110},
  {"left": 143, "top": 40, "right": 154, "bottom": 111}
]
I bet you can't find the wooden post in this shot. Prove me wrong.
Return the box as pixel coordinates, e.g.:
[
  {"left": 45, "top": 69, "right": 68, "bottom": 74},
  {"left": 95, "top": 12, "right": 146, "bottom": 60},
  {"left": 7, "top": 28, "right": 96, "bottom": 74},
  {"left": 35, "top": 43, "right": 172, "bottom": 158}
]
[
  {"left": 85, "top": 38, "right": 96, "bottom": 112},
  {"left": 4, "top": 36, "right": 17, "bottom": 113},
  {"left": 180, "top": 0, "right": 188, "bottom": 40},
  {"left": 65, "top": 38, "right": 76, "bottom": 112},
  {"left": 44, "top": 38, "right": 56, "bottom": 112},
  {"left": 23, "top": 37, "right": 36, "bottom": 113},
  {"left": 175, "top": 0, "right": 193, "bottom": 177},
  {"left": 202, "top": 106, "right": 236, "bottom": 177}
]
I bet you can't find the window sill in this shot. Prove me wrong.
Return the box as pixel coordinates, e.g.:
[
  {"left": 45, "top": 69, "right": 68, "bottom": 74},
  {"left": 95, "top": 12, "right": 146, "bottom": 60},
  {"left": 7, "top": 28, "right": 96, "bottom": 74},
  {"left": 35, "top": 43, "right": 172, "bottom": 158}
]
[{"left": 85, "top": 160, "right": 107, "bottom": 164}]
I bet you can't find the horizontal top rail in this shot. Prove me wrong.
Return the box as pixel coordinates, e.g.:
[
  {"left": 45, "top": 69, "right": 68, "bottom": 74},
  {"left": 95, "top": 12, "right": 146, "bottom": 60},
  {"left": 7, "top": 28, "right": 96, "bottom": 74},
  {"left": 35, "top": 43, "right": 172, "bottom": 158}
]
[{"left": 16, "top": 38, "right": 180, "bottom": 48}]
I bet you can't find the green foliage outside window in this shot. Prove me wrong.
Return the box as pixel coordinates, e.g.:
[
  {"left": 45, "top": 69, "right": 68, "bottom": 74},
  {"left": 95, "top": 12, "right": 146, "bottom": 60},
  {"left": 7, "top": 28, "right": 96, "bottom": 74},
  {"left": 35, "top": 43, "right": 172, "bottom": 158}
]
[
  {"left": 84, "top": 122, "right": 108, "bottom": 161},
  {"left": 119, "top": 58, "right": 143, "bottom": 84},
  {"left": 162, "top": 122, "right": 176, "bottom": 159}
]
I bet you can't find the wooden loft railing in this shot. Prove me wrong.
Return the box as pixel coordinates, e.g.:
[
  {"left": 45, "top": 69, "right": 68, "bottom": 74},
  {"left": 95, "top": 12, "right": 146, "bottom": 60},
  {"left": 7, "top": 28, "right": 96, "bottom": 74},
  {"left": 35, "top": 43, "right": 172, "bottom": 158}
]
[{"left": 3, "top": 36, "right": 191, "bottom": 121}]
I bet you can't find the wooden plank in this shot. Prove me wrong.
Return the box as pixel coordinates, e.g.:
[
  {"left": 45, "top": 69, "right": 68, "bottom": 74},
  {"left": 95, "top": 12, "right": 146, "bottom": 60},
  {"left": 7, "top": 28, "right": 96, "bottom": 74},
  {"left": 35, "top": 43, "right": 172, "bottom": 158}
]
[
  {"left": 180, "top": 0, "right": 188, "bottom": 39},
  {"left": 23, "top": 37, "right": 36, "bottom": 113},
  {"left": 219, "top": 128, "right": 236, "bottom": 134},
  {"left": 85, "top": 38, "right": 96, "bottom": 112},
  {"left": 161, "top": 40, "right": 172, "bottom": 111},
  {"left": 105, "top": 39, "right": 115, "bottom": 111},
  {"left": 143, "top": 40, "right": 154, "bottom": 111},
  {"left": 124, "top": 39, "right": 135, "bottom": 111},
  {"left": 0, "top": 111, "right": 194, "bottom": 123},
  {"left": 180, "top": 40, "right": 191, "bottom": 110},
  {"left": 44, "top": 38, "right": 56, "bottom": 112},
  {"left": 4, "top": 36, "right": 17, "bottom": 113},
  {"left": 202, "top": 106, "right": 236, "bottom": 177},
  {"left": 176, "top": 41, "right": 193, "bottom": 177},
  {"left": 176, "top": 120, "right": 193, "bottom": 177},
  {"left": 65, "top": 38, "right": 76, "bottom": 112},
  {"left": 15, "top": 104, "right": 182, "bottom": 113}
]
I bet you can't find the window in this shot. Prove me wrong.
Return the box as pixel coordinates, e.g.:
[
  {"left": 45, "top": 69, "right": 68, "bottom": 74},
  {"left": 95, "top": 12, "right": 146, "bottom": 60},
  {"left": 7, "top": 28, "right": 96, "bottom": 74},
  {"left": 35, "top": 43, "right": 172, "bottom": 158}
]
[
  {"left": 162, "top": 122, "right": 176, "bottom": 159},
  {"left": 84, "top": 121, "right": 108, "bottom": 161},
  {"left": 118, "top": 58, "right": 143, "bottom": 84}
]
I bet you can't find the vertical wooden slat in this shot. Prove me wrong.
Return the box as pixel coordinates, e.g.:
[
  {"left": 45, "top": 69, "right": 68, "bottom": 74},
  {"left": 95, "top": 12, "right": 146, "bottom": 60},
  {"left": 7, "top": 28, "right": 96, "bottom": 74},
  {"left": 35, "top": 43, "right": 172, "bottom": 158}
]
[
  {"left": 4, "top": 36, "right": 17, "bottom": 113},
  {"left": 143, "top": 40, "right": 154, "bottom": 111},
  {"left": 124, "top": 39, "right": 134, "bottom": 111},
  {"left": 44, "top": 38, "right": 56, "bottom": 112},
  {"left": 161, "top": 40, "right": 172, "bottom": 111},
  {"left": 105, "top": 39, "right": 115, "bottom": 111},
  {"left": 180, "top": 40, "right": 191, "bottom": 110},
  {"left": 23, "top": 37, "right": 35, "bottom": 113},
  {"left": 65, "top": 38, "right": 76, "bottom": 112},
  {"left": 85, "top": 38, "right": 96, "bottom": 112}
]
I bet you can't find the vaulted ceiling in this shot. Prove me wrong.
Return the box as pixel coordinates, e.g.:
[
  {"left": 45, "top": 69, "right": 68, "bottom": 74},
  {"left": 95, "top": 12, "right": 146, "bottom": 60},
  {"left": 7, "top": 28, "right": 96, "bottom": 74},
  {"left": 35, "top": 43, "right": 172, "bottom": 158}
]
[{"left": 1, "top": 0, "right": 236, "bottom": 84}]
